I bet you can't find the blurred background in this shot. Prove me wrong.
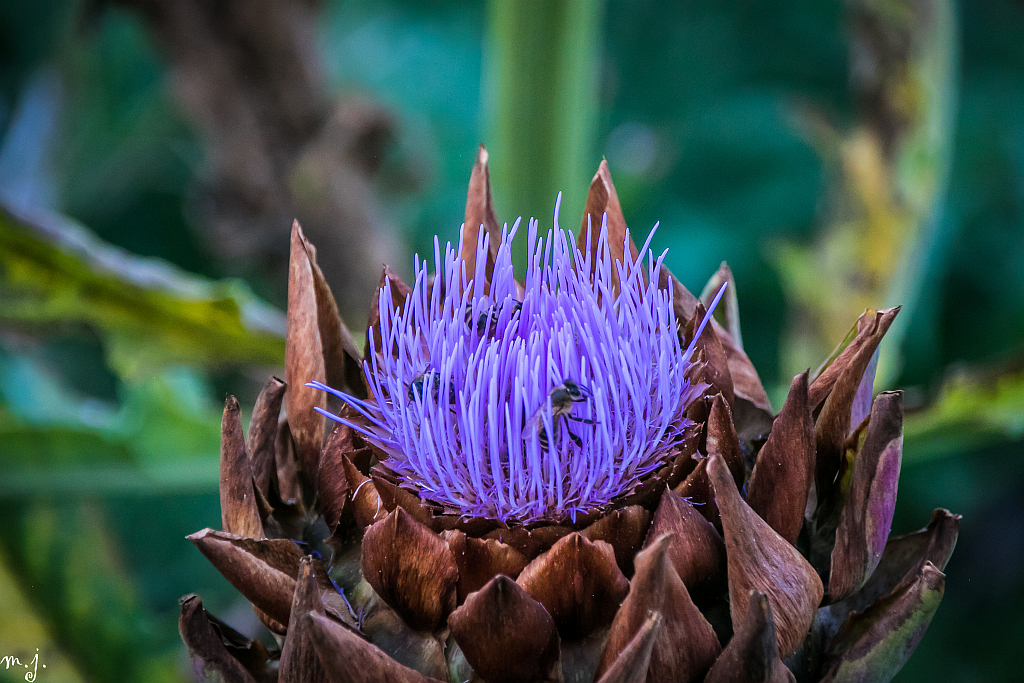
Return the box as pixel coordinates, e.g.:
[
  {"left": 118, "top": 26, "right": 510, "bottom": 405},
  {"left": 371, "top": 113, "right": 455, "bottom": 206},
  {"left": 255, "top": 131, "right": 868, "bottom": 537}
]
[{"left": 0, "top": 0, "right": 1021, "bottom": 680}]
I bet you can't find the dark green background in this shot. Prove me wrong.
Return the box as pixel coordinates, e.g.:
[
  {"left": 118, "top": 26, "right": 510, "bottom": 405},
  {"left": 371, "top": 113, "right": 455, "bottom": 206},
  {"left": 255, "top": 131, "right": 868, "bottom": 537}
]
[{"left": 0, "top": 1, "right": 1021, "bottom": 681}]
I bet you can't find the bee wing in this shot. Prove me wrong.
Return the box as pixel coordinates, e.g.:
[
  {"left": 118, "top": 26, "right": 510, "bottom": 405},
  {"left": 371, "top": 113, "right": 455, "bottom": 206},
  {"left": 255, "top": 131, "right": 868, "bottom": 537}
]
[
  {"left": 526, "top": 398, "right": 554, "bottom": 433},
  {"left": 526, "top": 404, "right": 544, "bottom": 431}
]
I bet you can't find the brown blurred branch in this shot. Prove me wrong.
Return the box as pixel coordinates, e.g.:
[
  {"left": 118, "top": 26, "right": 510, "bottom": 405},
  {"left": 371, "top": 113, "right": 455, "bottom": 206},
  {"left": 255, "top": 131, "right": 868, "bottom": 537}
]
[
  {"left": 95, "top": 0, "right": 408, "bottom": 321},
  {"left": 778, "top": 0, "right": 957, "bottom": 385}
]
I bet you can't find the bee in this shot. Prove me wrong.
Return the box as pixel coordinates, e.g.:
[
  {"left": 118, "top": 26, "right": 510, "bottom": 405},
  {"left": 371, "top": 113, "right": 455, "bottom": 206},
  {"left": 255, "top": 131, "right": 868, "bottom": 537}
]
[
  {"left": 464, "top": 299, "right": 522, "bottom": 337},
  {"left": 529, "top": 380, "right": 597, "bottom": 449},
  {"left": 465, "top": 306, "right": 497, "bottom": 336},
  {"left": 407, "top": 370, "right": 457, "bottom": 405}
]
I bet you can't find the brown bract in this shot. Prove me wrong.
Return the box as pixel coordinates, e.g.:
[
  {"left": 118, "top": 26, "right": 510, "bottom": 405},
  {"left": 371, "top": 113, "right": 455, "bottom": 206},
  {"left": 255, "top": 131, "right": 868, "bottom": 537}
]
[
  {"left": 286, "top": 222, "right": 327, "bottom": 482},
  {"left": 307, "top": 611, "right": 443, "bottom": 683},
  {"left": 356, "top": 590, "right": 449, "bottom": 679},
  {"left": 820, "top": 562, "right": 945, "bottom": 683},
  {"left": 658, "top": 263, "right": 700, "bottom": 322},
  {"left": 707, "top": 395, "right": 745, "bottom": 486},
  {"left": 516, "top": 532, "right": 629, "bottom": 639},
  {"left": 660, "top": 261, "right": 772, "bottom": 428},
  {"left": 188, "top": 529, "right": 304, "bottom": 630},
  {"left": 279, "top": 557, "right": 330, "bottom": 683},
  {"left": 808, "top": 307, "right": 899, "bottom": 411},
  {"left": 675, "top": 458, "right": 720, "bottom": 528},
  {"left": 697, "top": 263, "right": 773, "bottom": 418},
  {"left": 700, "top": 262, "right": 744, "bottom": 353},
  {"left": 594, "top": 612, "right": 662, "bottom": 683},
  {"left": 704, "top": 591, "right": 795, "bottom": 683},
  {"left": 707, "top": 454, "right": 823, "bottom": 657},
  {"left": 828, "top": 392, "right": 903, "bottom": 601},
  {"left": 483, "top": 524, "right": 572, "bottom": 559},
  {"left": 372, "top": 475, "right": 438, "bottom": 530},
  {"left": 247, "top": 376, "right": 287, "bottom": 498},
  {"left": 343, "top": 454, "right": 387, "bottom": 529},
  {"left": 361, "top": 507, "right": 459, "bottom": 632},
  {"left": 444, "top": 530, "right": 530, "bottom": 602},
  {"left": 686, "top": 395, "right": 713, "bottom": 442},
  {"left": 304, "top": 224, "right": 365, "bottom": 398},
  {"left": 812, "top": 307, "right": 898, "bottom": 498},
  {"left": 578, "top": 160, "right": 639, "bottom": 296},
  {"left": 688, "top": 304, "right": 735, "bottom": 407},
  {"left": 365, "top": 265, "right": 413, "bottom": 359},
  {"left": 433, "top": 514, "right": 503, "bottom": 538},
  {"left": 822, "top": 508, "right": 959, "bottom": 652},
  {"left": 449, "top": 575, "right": 561, "bottom": 683},
  {"left": 746, "top": 372, "right": 815, "bottom": 546},
  {"left": 460, "top": 144, "right": 503, "bottom": 290},
  {"left": 581, "top": 505, "right": 652, "bottom": 575},
  {"left": 275, "top": 419, "right": 301, "bottom": 502},
  {"left": 665, "top": 426, "right": 701, "bottom": 488},
  {"left": 220, "top": 395, "right": 265, "bottom": 539},
  {"left": 598, "top": 535, "right": 721, "bottom": 683},
  {"left": 645, "top": 488, "right": 726, "bottom": 593},
  {"left": 316, "top": 423, "right": 355, "bottom": 534},
  {"left": 179, "top": 594, "right": 272, "bottom": 683},
  {"left": 845, "top": 508, "right": 959, "bottom": 616}
]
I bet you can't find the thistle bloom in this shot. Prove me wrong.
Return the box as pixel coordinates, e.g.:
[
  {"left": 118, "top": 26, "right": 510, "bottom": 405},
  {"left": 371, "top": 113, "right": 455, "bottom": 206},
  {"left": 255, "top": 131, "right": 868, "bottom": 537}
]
[
  {"left": 311, "top": 200, "right": 720, "bottom": 524},
  {"left": 180, "top": 148, "right": 958, "bottom": 683}
]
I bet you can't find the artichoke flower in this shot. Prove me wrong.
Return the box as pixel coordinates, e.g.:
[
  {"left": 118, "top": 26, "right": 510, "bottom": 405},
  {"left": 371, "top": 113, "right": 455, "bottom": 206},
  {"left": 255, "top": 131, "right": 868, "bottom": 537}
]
[{"left": 180, "top": 146, "right": 958, "bottom": 683}]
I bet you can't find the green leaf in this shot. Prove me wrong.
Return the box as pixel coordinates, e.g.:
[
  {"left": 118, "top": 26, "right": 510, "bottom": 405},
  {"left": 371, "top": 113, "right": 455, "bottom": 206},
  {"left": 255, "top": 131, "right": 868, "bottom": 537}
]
[
  {"left": 0, "top": 499, "right": 186, "bottom": 683},
  {"left": 0, "top": 352, "right": 221, "bottom": 497},
  {"left": 0, "top": 552, "right": 88, "bottom": 683},
  {"left": 904, "top": 362, "right": 1024, "bottom": 461},
  {"left": 0, "top": 203, "right": 285, "bottom": 378}
]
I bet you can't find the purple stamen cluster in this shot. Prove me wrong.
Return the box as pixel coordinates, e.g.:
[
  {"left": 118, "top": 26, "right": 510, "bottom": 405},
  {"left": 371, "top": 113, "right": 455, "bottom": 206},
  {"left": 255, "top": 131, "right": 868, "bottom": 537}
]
[{"left": 313, "top": 196, "right": 720, "bottom": 523}]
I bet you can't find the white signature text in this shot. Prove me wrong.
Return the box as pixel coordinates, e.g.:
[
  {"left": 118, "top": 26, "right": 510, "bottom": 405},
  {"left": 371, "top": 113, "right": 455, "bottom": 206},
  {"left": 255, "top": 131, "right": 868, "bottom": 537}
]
[{"left": 0, "top": 649, "right": 45, "bottom": 681}]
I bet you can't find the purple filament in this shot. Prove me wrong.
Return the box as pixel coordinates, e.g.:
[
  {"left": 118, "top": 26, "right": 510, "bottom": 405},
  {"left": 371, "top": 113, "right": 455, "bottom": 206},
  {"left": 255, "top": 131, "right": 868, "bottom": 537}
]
[{"left": 311, "top": 194, "right": 723, "bottom": 524}]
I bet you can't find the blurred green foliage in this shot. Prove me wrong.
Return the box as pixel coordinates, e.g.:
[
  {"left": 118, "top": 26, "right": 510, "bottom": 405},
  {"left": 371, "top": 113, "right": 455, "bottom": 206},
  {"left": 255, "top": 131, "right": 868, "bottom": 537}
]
[
  {"left": 483, "top": 0, "right": 602, "bottom": 267},
  {"left": 0, "top": 206, "right": 285, "bottom": 378},
  {"left": 1, "top": 0, "right": 1022, "bottom": 681}
]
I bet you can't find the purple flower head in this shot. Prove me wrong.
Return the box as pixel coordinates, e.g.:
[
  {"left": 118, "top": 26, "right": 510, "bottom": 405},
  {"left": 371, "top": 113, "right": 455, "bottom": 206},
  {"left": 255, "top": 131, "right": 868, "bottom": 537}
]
[{"left": 311, "top": 195, "right": 724, "bottom": 524}]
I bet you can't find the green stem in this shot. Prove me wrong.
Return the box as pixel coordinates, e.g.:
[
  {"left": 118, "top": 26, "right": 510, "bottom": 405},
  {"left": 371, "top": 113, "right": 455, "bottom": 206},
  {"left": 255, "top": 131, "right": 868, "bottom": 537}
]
[{"left": 483, "top": 0, "right": 603, "bottom": 269}]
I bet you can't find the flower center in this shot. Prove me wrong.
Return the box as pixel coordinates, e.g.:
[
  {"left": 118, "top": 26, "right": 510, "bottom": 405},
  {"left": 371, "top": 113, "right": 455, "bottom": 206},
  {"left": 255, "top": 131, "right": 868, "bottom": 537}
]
[{"left": 315, "top": 199, "right": 717, "bottom": 523}]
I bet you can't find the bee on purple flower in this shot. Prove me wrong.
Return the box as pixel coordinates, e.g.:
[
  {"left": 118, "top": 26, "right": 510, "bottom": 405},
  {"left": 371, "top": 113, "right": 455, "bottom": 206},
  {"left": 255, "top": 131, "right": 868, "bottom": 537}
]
[
  {"left": 310, "top": 193, "right": 725, "bottom": 523},
  {"left": 530, "top": 379, "right": 597, "bottom": 449},
  {"left": 407, "top": 370, "right": 457, "bottom": 406}
]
